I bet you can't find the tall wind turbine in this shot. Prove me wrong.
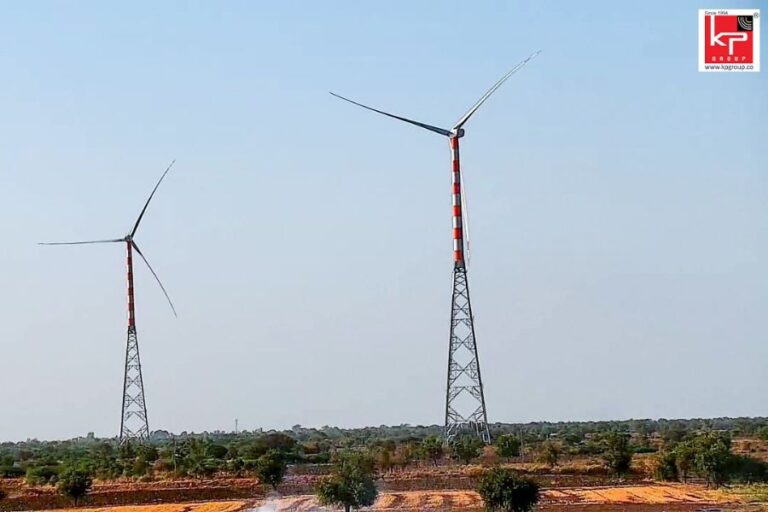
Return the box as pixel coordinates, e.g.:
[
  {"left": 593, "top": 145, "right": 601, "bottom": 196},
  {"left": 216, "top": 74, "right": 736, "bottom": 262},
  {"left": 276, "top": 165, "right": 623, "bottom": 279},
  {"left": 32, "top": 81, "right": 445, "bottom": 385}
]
[
  {"left": 332, "top": 52, "right": 540, "bottom": 443},
  {"left": 40, "top": 161, "right": 178, "bottom": 443}
]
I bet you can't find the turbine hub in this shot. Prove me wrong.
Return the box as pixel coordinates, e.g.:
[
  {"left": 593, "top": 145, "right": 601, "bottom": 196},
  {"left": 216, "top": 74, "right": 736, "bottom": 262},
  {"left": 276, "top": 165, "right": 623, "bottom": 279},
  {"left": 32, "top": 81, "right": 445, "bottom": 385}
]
[{"left": 452, "top": 128, "right": 466, "bottom": 138}]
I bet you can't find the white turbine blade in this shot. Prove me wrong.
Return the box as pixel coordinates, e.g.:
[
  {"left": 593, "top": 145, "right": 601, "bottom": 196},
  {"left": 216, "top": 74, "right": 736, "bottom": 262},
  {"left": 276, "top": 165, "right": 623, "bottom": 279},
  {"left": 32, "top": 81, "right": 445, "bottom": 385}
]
[
  {"left": 131, "top": 241, "right": 177, "bottom": 317},
  {"left": 461, "top": 171, "right": 471, "bottom": 268},
  {"left": 39, "top": 238, "right": 124, "bottom": 245},
  {"left": 131, "top": 160, "right": 176, "bottom": 237},
  {"left": 453, "top": 50, "right": 541, "bottom": 130},
  {"left": 330, "top": 92, "right": 452, "bottom": 136}
]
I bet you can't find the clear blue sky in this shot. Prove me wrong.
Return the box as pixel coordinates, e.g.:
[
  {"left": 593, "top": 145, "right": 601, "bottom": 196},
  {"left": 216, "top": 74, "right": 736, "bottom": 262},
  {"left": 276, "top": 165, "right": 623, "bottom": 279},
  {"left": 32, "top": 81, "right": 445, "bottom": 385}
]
[{"left": 0, "top": 1, "right": 766, "bottom": 441}]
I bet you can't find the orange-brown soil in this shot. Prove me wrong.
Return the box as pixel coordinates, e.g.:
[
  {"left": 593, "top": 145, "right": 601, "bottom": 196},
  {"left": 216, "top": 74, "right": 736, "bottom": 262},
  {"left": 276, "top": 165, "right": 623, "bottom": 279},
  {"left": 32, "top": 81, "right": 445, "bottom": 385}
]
[
  {"left": 2, "top": 454, "right": 764, "bottom": 511},
  {"left": 29, "top": 485, "right": 743, "bottom": 512}
]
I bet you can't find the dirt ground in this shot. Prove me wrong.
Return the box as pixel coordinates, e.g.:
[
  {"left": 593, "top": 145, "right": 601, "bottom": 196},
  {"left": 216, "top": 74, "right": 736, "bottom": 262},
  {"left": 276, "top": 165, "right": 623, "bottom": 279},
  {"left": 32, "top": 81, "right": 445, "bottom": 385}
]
[{"left": 27, "top": 484, "right": 757, "bottom": 512}]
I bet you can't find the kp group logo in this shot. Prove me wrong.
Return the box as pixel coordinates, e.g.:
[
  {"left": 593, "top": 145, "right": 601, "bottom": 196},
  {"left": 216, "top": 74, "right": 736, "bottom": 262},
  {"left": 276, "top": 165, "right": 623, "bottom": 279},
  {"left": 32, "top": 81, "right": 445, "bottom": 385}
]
[{"left": 699, "top": 9, "right": 760, "bottom": 72}]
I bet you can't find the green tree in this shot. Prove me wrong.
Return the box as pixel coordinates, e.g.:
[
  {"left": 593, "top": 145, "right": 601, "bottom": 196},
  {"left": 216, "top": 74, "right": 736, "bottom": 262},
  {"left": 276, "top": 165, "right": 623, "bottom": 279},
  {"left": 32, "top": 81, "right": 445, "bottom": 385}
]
[
  {"left": 420, "top": 437, "right": 444, "bottom": 466},
  {"left": 26, "top": 465, "right": 60, "bottom": 486},
  {"left": 137, "top": 444, "right": 160, "bottom": 463},
  {"left": 451, "top": 437, "right": 483, "bottom": 465},
  {"left": 228, "top": 457, "right": 245, "bottom": 477},
  {"left": 118, "top": 442, "right": 136, "bottom": 461},
  {"left": 727, "top": 454, "right": 768, "bottom": 483},
  {"left": 392, "top": 442, "right": 417, "bottom": 470},
  {"left": 206, "top": 443, "right": 228, "bottom": 460},
  {"left": 601, "top": 432, "right": 633, "bottom": 477},
  {"left": 317, "top": 450, "right": 378, "bottom": 512},
  {"left": 654, "top": 449, "right": 678, "bottom": 481},
  {"left": 477, "top": 467, "right": 540, "bottom": 512},
  {"left": 57, "top": 467, "right": 93, "bottom": 505},
  {"left": 693, "top": 433, "right": 732, "bottom": 487},
  {"left": 495, "top": 435, "right": 521, "bottom": 459},
  {"left": 0, "top": 466, "right": 25, "bottom": 479},
  {"left": 538, "top": 440, "right": 562, "bottom": 468},
  {"left": 674, "top": 442, "right": 696, "bottom": 482},
  {"left": 132, "top": 455, "right": 150, "bottom": 478},
  {"left": 375, "top": 445, "right": 394, "bottom": 473},
  {"left": 254, "top": 450, "right": 287, "bottom": 491}
]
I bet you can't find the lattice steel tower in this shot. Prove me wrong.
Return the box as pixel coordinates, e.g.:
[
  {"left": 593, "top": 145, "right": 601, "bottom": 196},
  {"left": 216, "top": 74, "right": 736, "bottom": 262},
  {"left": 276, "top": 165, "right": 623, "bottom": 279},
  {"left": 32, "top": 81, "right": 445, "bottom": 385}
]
[
  {"left": 120, "top": 240, "right": 150, "bottom": 442},
  {"left": 444, "top": 135, "right": 490, "bottom": 444},
  {"left": 331, "top": 51, "right": 540, "bottom": 445}
]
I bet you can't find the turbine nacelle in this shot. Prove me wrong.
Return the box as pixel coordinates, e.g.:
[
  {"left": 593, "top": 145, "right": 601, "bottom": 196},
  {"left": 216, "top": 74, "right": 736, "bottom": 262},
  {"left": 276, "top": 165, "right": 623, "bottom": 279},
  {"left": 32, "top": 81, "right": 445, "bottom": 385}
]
[{"left": 451, "top": 128, "right": 466, "bottom": 139}]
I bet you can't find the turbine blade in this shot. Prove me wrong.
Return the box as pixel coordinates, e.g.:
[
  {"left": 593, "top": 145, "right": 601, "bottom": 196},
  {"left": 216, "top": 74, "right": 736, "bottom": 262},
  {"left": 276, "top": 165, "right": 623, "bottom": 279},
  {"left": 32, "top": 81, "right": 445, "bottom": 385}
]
[
  {"left": 131, "top": 241, "right": 177, "bottom": 317},
  {"left": 453, "top": 50, "right": 541, "bottom": 130},
  {"left": 39, "top": 238, "right": 124, "bottom": 245},
  {"left": 131, "top": 160, "right": 176, "bottom": 237},
  {"left": 330, "top": 92, "right": 452, "bottom": 136}
]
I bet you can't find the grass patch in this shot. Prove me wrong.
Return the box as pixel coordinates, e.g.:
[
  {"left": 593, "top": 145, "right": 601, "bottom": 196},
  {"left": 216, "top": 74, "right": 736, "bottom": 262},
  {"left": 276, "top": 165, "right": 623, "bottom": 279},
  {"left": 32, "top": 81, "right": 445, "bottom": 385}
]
[{"left": 728, "top": 484, "right": 768, "bottom": 503}]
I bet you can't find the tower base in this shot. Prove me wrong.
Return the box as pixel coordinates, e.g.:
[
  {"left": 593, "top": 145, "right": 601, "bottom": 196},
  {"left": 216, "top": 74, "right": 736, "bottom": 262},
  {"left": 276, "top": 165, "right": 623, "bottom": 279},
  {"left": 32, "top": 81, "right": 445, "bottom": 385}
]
[
  {"left": 120, "top": 326, "right": 149, "bottom": 443},
  {"left": 445, "top": 264, "right": 491, "bottom": 444}
]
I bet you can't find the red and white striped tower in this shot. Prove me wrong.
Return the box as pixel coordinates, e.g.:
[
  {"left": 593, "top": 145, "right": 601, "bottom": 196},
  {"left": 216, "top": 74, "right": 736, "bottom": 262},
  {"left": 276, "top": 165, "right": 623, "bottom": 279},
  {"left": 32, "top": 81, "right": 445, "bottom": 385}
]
[
  {"left": 127, "top": 241, "right": 136, "bottom": 329},
  {"left": 445, "top": 134, "right": 490, "bottom": 443},
  {"left": 450, "top": 136, "right": 465, "bottom": 267},
  {"left": 120, "top": 238, "right": 150, "bottom": 442},
  {"left": 331, "top": 50, "right": 539, "bottom": 444}
]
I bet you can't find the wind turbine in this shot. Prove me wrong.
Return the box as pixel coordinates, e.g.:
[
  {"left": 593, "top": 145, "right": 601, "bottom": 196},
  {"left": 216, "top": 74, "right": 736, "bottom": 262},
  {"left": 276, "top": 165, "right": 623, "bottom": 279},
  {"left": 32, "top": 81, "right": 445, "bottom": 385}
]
[
  {"left": 40, "top": 161, "right": 178, "bottom": 443},
  {"left": 331, "top": 51, "right": 540, "bottom": 443}
]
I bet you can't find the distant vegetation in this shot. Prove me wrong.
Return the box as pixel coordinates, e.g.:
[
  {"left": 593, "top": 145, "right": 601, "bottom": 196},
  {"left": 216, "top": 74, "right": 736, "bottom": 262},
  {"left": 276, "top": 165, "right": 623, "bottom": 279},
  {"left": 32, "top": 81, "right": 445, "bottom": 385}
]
[
  {"left": 0, "top": 417, "right": 766, "bottom": 490},
  {"left": 654, "top": 431, "right": 768, "bottom": 487}
]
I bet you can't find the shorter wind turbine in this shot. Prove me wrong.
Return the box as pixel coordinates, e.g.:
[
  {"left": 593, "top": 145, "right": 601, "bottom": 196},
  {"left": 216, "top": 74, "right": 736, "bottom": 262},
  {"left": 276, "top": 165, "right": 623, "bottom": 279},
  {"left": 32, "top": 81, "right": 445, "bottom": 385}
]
[
  {"left": 331, "top": 51, "right": 540, "bottom": 443},
  {"left": 40, "top": 161, "right": 178, "bottom": 443}
]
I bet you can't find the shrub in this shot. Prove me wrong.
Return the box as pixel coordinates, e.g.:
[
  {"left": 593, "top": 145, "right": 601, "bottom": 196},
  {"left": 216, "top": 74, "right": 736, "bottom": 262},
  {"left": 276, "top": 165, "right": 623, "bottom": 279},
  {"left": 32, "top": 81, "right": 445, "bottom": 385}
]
[
  {"left": 57, "top": 467, "right": 93, "bottom": 505},
  {"left": 674, "top": 442, "right": 695, "bottom": 482},
  {"left": 26, "top": 465, "right": 60, "bottom": 486},
  {"left": 538, "top": 440, "right": 563, "bottom": 468},
  {"left": 420, "top": 437, "right": 444, "bottom": 466},
  {"left": 152, "top": 458, "right": 174, "bottom": 473},
  {"left": 601, "top": 432, "right": 633, "bottom": 477},
  {"left": 254, "top": 450, "right": 287, "bottom": 490},
  {"left": 0, "top": 466, "right": 25, "bottom": 479},
  {"left": 477, "top": 467, "right": 540, "bottom": 512},
  {"left": 451, "top": 437, "right": 484, "bottom": 465},
  {"left": 727, "top": 455, "right": 768, "bottom": 484},
  {"left": 317, "top": 450, "right": 377, "bottom": 512},
  {"left": 495, "top": 435, "right": 521, "bottom": 459},
  {"left": 654, "top": 449, "right": 678, "bottom": 481}
]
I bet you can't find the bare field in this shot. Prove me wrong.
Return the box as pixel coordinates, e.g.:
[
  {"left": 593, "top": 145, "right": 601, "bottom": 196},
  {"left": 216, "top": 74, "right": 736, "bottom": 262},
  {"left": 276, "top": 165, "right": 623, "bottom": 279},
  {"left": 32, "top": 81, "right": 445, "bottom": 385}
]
[
  {"left": 31, "top": 484, "right": 747, "bottom": 512},
  {"left": 44, "top": 503, "right": 248, "bottom": 512}
]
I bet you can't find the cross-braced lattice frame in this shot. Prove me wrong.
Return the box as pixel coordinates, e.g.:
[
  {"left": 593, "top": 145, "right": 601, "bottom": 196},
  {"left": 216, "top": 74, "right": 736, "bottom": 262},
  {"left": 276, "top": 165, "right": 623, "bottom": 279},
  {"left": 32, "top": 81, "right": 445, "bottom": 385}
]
[
  {"left": 120, "top": 326, "right": 149, "bottom": 442},
  {"left": 445, "top": 265, "right": 490, "bottom": 444}
]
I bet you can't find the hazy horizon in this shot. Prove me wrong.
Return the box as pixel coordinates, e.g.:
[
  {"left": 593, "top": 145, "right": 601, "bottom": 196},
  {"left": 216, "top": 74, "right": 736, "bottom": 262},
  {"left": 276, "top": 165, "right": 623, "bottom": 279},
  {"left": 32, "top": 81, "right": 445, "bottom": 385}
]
[{"left": 8, "top": 415, "right": 768, "bottom": 444}]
